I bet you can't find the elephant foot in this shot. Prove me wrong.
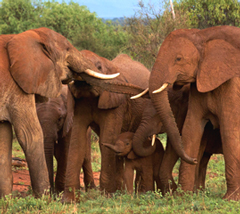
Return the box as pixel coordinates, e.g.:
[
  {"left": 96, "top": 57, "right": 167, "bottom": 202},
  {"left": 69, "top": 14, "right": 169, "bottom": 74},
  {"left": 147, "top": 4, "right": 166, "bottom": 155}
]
[
  {"left": 162, "top": 180, "right": 177, "bottom": 196},
  {"left": 62, "top": 188, "right": 76, "bottom": 203},
  {"left": 85, "top": 182, "right": 96, "bottom": 192},
  {"left": 223, "top": 188, "right": 240, "bottom": 201}
]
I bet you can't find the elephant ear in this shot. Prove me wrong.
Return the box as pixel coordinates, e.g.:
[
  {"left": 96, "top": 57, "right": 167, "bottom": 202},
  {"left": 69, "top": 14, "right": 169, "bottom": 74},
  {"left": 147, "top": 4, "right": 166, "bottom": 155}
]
[
  {"left": 197, "top": 39, "right": 240, "bottom": 93},
  {"left": 98, "top": 91, "right": 126, "bottom": 109},
  {"left": 7, "top": 30, "right": 61, "bottom": 97}
]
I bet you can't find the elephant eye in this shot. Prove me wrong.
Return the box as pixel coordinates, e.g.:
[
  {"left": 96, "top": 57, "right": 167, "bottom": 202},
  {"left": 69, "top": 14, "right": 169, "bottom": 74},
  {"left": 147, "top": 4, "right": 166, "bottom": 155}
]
[
  {"left": 41, "top": 43, "right": 50, "bottom": 56},
  {"left": 126, "top": 143, "right": 129, "bottom": 145},
  {"left": 176, "top": 55, "right": 182, "bottom": 62}
]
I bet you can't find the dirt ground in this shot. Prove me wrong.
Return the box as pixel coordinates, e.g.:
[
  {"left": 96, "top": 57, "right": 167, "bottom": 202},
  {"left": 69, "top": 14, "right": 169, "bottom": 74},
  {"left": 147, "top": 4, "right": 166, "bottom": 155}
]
[{"left": 12, "top": 159, "right": 100, "bottom": 197}]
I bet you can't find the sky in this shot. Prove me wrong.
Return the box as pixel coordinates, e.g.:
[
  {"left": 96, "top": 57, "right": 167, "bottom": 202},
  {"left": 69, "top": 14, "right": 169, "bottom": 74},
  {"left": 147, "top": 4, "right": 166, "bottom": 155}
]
[{"left": 62, "top": 0, "right": 163, "bottom": 18}]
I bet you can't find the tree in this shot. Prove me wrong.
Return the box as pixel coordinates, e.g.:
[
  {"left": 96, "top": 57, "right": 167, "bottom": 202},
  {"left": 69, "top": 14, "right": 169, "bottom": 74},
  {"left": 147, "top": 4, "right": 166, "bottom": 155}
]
[
  {"left": 0, "top": 0, "right": 41, "bottom": 34},
  {"left": 179, "top": 0, "right": 240, "bottom": 28},
  {"left": 0, "top": 0, "right": 128, "bottom": 59},
  {"left": 124, "top": 0, "right": 190, "bottom": 69}
]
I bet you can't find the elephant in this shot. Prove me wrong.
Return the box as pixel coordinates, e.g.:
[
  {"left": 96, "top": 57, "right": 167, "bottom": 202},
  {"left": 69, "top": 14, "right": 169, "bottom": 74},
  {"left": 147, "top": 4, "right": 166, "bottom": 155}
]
[
  {"left": 131, "top": 85, "right": 190, "bottom": 194},
  {"left": 63, "top": 50, "right": 153, "bottom": 202},
  {"left": 36, "top": 85, "right": 95, "bottom": 193},
  {"left": 102, "top": 132, "right": 164, "bottom": 194},
  {"left": 62, "top": 49, "right": 198, "bottom": 202},
  {"left": 129, "top": 85, "right": 223, "bottom": 194},
  {"left": 147, "top": 25, "right": 240, "bottom": 200},
  {"left": 0, "top": 27, "right": 118, "bottom": 197}
]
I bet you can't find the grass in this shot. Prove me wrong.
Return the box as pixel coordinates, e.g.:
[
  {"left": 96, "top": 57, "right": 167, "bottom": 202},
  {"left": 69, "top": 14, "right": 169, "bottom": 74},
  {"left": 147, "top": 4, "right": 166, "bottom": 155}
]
[{"left": 3, "top": 133, "right": 240, "bottom": 213}]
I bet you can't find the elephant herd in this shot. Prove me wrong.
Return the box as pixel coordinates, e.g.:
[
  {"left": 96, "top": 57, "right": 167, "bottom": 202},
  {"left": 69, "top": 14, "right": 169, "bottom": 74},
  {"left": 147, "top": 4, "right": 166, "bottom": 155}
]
[{"left": 0, "top": 25, "right": 240, "bottom": 202}]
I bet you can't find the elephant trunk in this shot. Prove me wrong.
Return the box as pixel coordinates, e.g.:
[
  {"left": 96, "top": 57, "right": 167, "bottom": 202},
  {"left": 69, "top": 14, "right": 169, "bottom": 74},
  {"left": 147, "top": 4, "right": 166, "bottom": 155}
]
[
  {"left": 150, "top": 90, "right": 197, "bottom": 164},
  {"left": 132, "top": 121, "right": 157, "bottom": 157},
  {"left": 43, "top": 136, "right": 55, "bottom": 190},
  {"left": 102, "top": 143, "right": 120, "bottom": 153}
]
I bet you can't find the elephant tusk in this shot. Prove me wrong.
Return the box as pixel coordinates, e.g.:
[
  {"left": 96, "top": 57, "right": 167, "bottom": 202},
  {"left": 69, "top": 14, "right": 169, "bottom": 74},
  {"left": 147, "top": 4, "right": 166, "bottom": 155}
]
[
  {"left": 130, "top": 88, "right": 149, "bottom": 99},
  {"left": 152, "top": 83, "right": 168, "bottom": 94},
  {"left": 68, "top": 80, "right": 74, "bottom": 85},
  {"left": 151, "top": 134, "right": 156, "bottom": 146},
  {"left": 85, "top": 69, "right": 120, "bottom": 79}
]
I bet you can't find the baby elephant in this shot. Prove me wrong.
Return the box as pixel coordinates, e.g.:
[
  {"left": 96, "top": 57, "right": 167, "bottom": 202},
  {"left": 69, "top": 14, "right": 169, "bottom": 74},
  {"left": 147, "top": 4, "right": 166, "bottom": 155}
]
[{"left": 103, "top": 132, "right": 164, "bottom": 194}]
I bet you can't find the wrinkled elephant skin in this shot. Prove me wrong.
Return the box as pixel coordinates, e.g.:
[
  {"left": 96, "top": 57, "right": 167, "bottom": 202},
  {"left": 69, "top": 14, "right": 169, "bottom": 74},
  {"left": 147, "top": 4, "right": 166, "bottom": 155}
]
[
  {"left": 149, "top": 25, "right": 240, "bottom": 200},
  {"left": 36, "top": 85, "right": 95, "bottom": 193},
  {"left": 103, "top": 132, "right": 164, "bottom": 194},
  {"left": 0, "top": 28, "right": 108, "bottom": 197},
  {"left": 63, "top": 50, "right": 152, "bottom": 202}
]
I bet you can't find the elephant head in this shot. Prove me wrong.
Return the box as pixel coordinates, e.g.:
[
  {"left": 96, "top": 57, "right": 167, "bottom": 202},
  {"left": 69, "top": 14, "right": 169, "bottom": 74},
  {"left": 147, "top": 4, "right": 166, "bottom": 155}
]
[
  {"left": 102, "top": 132, "right": 155, "bottom": 159},
  {"left": 76, "top": 50, "right": 148, "bottom": 98},
  {"left": 68, "top": 50, "right": 134, "bottom": 109},
  {"left": 149, "top": 25, "right": 240, "bottom": 164},
  {"left": 7, "top": 27, "right": 119, "bottom": 99}
]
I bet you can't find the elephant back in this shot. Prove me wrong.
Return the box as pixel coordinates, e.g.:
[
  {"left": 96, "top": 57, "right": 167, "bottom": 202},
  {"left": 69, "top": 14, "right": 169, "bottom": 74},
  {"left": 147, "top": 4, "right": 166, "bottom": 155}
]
[{"left": 112, "top": 54, "right": 150, "bottom": 89}]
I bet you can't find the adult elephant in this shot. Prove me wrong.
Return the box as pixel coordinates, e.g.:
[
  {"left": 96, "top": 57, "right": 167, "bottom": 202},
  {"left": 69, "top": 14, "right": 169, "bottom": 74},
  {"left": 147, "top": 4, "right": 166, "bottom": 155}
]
[
  {"left": 148, "top": 25, "right": 240, "bottom": 200},
  {"left": 63, "top": 50, "right": 196, "bottom": 202},
  {"left": 36, "top": 85, "right": 95, "bottom": 193},
  {"left": 63, "top": 50, "right": 151, "bottom": 202},
  {"left": 131, "top": 85, "right": 222, "bottom": 195},
  {"left": 0, "top": 27, "right": 118, "bottom": 197}
]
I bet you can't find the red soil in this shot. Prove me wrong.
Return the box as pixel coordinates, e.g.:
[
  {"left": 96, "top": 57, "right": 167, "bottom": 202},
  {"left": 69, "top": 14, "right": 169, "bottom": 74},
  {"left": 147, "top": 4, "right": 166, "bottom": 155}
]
[{"left": 12, "top": 159, "right": 100, "bottom": 196}]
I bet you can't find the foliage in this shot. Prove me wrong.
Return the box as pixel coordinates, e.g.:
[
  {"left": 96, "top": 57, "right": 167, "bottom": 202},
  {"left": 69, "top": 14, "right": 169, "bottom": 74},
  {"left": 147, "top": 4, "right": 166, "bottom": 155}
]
[
  {"left": 124, "top": 0, "right": 191, "bottom": 69},
  {"left": 8, "top": 138, "right": 238, "bottom": 213},
  {"left": 90, "top": 131, "right": 101, "bottom": 172},
  {"left": 2, "top": 154, "right": 240, "bottom": 214},
  {"left": 0, "top": 0, "right": 42, "bottom": 34},
  {"left": 0, "top": 0, "right": 128, "bottom": 59},
  {"left": 176, "top": 0, "right": 240, "bottom": 29}
]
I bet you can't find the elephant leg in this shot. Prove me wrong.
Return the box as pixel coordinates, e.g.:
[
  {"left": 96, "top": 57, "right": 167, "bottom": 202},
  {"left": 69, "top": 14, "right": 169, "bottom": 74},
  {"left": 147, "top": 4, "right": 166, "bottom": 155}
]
[
  {"left": 159, "top": 141, "right": 178, "bottom": 195},
  {"left": 11, "top": 99, "right": 49, "bottom": 197},
  {"left": 44, "top": 137, "right": 55, "bottom": 193},
  {"left": 220, "top": 120, "right": 240, "bottom": 200},
  {"left": 82, "top": 159, "right": 96, "bottom": 191},
  {"left": 135, "top": 170, "right": 141, "bottom": 194},
  {"left": 0, "top": 122, "right": 13, "bottom": 197},
  {"left": 139, "top": 164, "right": 154, "bottom": 193},
  {"left": 196, "top": 152, "right": 211, "bottom": 190},
  {"left": 194, "top": 125, "right": 210, "bottom": 191},
  {"left": 82, "top": 128, "right": 96, "bottom": 191},
  {"left": 124, "top": 162, "right": 134, "bottom": 194},
  {"left": 54, "top": 130, "right": 71, "bottom": 193},
  {"left": 178, "top": 106, "right": 207, "bottom": 192},
  {"left": 153, "top": 158, "right": 164, "bottom": 193},
  {"left": 63, "top": 103, "right": 90, "bottom": 202},
  {"left": 98, "top": 109, "right": 124, "bottom": 193}
]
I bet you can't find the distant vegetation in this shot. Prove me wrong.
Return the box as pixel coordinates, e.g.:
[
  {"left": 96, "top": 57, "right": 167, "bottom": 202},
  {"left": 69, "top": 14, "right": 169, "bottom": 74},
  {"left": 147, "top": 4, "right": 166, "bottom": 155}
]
[{"left": 1, "top": 0, "right": 240, "bottom": 68}]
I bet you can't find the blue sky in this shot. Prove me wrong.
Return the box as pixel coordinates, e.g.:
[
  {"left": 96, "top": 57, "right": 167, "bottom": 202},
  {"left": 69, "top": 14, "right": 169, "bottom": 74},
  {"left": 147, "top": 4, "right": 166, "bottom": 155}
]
[{"left": 62, "top": 0, "right": 163, "bottom": 18}]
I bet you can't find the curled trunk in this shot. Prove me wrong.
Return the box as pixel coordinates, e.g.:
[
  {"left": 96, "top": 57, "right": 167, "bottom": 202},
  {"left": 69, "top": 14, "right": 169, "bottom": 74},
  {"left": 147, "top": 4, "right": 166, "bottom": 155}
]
[
  {"left": 132, "top": 100, "right": 162, "bottom": 157},
  {"left": 132, "top": 121, "right": 157, "bottom": 157},
  {"left": 150, "top": 90, "right": 197, "bottom": 164}
]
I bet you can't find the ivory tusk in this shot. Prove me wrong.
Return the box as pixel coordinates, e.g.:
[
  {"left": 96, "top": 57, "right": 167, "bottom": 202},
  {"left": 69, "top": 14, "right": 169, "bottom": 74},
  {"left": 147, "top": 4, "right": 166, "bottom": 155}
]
[
  {"left": 68, "top": 80, "right": 74, "bottom": 85},
  {"left": 152, "top": 83, "right": 168, "bottom": 94},
  {"left": 85, "top": 69, "right": 120, "bottom": 79},
  {"left": 151, "top": 134, "right": 156, "bottom": 146},
  {"left": 130, "top": 88, "right": 149, "bottom": 99}
]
